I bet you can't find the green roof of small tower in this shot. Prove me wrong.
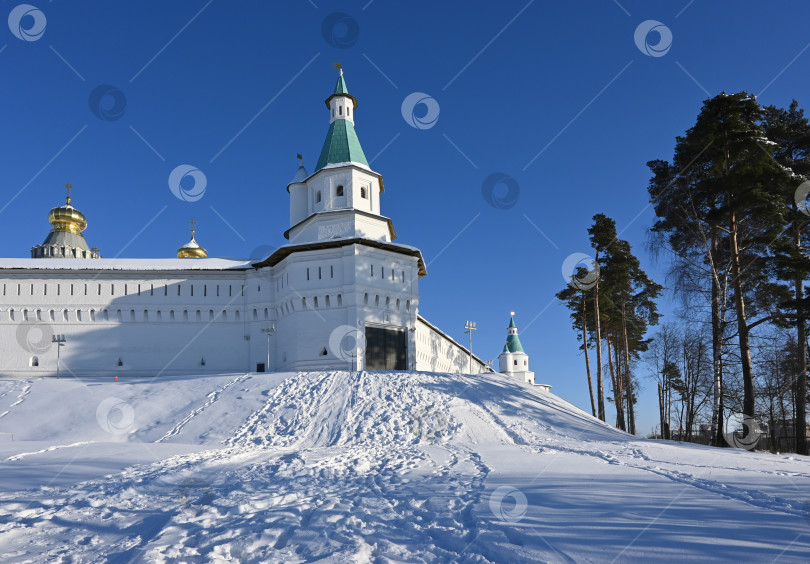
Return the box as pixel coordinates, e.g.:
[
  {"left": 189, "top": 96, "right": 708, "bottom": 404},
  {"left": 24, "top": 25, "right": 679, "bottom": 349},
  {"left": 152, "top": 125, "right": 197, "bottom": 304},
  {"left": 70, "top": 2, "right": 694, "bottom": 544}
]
[
  {"left": 334, "top": 74, "right": 349, "bottom": 95},
  {"left": 503, "top": 315, "right": 525, "bottom": 353},
  {"left": 315, "top": 119, "right": 369, "bottom": 171},
  {"left": 315, "top": 71, "right": 368, "bottom": 172}
]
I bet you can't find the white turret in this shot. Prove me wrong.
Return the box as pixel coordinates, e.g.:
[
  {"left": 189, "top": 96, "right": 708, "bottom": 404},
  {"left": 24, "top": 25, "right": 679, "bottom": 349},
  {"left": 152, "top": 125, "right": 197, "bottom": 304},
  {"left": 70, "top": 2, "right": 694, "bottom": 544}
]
[
  {"left": 498, "top": 312, "right": 535, "bottom": 385},
  {"left": 284, "top": 68, "right": 393, "bottom": 245}
]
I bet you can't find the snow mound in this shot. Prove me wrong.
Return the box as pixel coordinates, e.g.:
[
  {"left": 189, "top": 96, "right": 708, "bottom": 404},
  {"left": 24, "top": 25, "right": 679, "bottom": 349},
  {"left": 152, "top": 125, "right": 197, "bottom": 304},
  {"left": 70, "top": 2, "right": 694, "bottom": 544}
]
[{"left": 0, "top": 371, "right": 808, "bottom": 562}]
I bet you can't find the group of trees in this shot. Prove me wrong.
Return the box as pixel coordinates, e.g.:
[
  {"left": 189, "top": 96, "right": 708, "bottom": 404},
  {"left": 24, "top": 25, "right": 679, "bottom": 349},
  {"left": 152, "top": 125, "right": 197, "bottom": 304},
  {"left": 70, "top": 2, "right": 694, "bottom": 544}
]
[
  {"left": 556, "top": 215, "right": 662, "bottom": 434},
  {"left": 558, "top": 92, "right": 809, "bottom": 456}
]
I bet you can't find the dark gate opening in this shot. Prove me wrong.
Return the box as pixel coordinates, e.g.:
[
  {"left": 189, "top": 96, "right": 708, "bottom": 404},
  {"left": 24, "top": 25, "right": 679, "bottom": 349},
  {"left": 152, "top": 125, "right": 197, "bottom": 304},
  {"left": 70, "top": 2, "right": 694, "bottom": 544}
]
[{"left": 365, "top": 326, "right": 407, "bottom": 370}]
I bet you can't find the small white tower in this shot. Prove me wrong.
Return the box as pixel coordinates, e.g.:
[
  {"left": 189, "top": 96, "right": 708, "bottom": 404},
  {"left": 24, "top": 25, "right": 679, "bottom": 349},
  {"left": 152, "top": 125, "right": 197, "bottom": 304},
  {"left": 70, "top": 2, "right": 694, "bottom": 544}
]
[{"left": 498, "top": 312, "right": 535, "bottom": 384}]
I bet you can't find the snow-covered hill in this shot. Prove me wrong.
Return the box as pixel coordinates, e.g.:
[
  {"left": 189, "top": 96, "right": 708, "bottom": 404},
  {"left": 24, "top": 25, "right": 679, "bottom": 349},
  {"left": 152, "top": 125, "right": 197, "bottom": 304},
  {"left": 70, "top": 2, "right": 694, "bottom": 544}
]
[{"left": 0, "top": 371, "right": 808, "bottom": 562}]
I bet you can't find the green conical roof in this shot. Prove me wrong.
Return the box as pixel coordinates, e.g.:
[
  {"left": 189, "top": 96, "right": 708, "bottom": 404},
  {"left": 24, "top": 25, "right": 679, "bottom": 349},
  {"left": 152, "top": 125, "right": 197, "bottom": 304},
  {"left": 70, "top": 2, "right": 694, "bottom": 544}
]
[
  {"left": 315, "top": 119, "right": 369, "bottom": 171},
  {"left": 503, "top": 316, "right": 525, "bottom": 353},
  {"left": 315, "top": 73, "right": 368, "bottom": 172},
  {"left": 504, "top": 333, "right": 525, "bottom": 354},
  {"left": 334, "top": 74, "right": 349, "bottom": 95}
]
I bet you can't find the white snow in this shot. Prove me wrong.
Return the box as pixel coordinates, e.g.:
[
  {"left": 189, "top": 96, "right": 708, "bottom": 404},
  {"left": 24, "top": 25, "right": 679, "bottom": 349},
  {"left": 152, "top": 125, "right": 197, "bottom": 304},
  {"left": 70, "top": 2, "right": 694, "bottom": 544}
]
[{"left": 0, "top": 371, "right": 808, "bottom": 562}]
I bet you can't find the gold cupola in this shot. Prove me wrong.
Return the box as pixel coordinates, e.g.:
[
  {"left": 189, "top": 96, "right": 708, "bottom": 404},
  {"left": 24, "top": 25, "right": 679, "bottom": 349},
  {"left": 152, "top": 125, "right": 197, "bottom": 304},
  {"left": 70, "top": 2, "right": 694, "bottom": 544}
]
[
  {"left": 48, "top": 183, "right": 87, "bottom": 233},
  {"left": 31, "top": 183, "right": 101, "bottom": 258},
  {"left": 177, "top": 219, "right": 208, "bottom": 258}
]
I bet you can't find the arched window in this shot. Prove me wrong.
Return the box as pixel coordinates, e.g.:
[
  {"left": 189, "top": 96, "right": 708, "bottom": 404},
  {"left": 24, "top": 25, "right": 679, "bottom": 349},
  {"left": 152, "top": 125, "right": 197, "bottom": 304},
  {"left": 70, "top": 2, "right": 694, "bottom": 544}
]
[
  {"left": 325, "top": 295, "right": 331, "bottom": 307},
  {"left": 264, "top": 308, "right": 269, "bottom": 319},
  {"left": 235, "top": 310, "right": 240, "bottom": 321},
  {"left": 396, "top": 299, "right": 400, "bottom": 310},
  {"left": 209, "top": 310, "right": 214, "bottom": 321},
  {"left": 339, "top": 106, "right": 343, "bottom": 115},
  {"left": 144, "top": 310, "right": 149, "bottom": 321},
  {"left": 302, "top": 297, "right": 307, "bottom": 309},
  {"left": 375, "top": 295, "right": 380, "bottom": 307},
  {"left": 170, "top": 310, "right": 175, "bottom": 321},
  {"left": 336, "top": 185, "right": 344, "bottom": 197},
  {"left": 360, "top": 187, "right": 367, "bottom": 199},
  {"left": 314, "top": 296, "right": 319, "bottom": 308},
  {"left": 196, "top": 310, "right": 201, "bottom": 321},
  {"left": 316, "top": 191, "right": 321, "bottom": 203},
  {"left": 347, "top": 106, "right": 351, "bottom": 116},
  {"left": 337, "top": 294, "right": 342, "bottom": 306},
  {"left": 406, "top": 300, "right": 411, "bottom": 312},
  {"left": 30, "top": 357, "right": 39, "bottom": 367},
  {"left": 253, "top": 309, "right": 258, "bottom": 320},
  {"left": 364, "top": 293, "right": 368, "bottom": 305}
]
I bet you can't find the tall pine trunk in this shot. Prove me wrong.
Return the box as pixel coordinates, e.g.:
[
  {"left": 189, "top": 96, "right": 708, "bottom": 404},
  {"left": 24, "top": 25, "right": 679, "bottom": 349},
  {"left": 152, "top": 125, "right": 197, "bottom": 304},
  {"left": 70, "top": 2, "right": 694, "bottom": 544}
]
[
  {"left": 729, "top": 211, "right": 756, "bottom": 418},
  {"left": 594, "top": 278, "right": 605, "bottom": 421},
  {"left": 710, "top": 229, "right": 726, "bottom": 447},
  {"left": 794, "top": 223, "right": 808, "bottom": 455},
  {"left": 658, "top": 382, "right": 665, "bottom": 439},
  {"left": 621, "top": 302, "right": 636, "bottom": 435},
  {"left": 581, "top": 293, "right": 597, "bottom": 417},
  {"left": 607, "top": 331, "right": 625, "bottom": 431}
]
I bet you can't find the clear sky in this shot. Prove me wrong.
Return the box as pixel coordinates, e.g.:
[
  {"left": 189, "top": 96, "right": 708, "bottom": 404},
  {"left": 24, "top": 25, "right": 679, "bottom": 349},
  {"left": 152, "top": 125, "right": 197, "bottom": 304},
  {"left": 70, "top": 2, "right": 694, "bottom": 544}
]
[{"left": 2, "top": 1, "right": 809, "bottom": 434}]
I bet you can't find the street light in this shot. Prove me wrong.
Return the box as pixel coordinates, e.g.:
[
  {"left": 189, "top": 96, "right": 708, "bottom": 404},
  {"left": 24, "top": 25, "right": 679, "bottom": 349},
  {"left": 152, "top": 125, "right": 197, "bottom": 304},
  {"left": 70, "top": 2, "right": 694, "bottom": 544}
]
[
  {"left": 464, "top": 321, "right": 477, "bottom": 374},
  {"left": 260, "top": 324, "right": 276, "bottom": 373},
  {"left": 51, "top": 334, "right": 66, "bottom": 379}
]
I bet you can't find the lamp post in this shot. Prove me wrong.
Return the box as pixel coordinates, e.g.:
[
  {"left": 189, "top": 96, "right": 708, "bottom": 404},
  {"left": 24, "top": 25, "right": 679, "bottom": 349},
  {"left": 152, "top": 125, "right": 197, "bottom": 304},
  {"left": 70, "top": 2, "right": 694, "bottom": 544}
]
[
  {"left": 260, "top": 324, "right": 275, "bottom": 373},
  {"left": 464, "top": 321, "right": 476, "bottom": 374},
  {"left": 51, "top": 334, "right": 66, "bottom": 379}
]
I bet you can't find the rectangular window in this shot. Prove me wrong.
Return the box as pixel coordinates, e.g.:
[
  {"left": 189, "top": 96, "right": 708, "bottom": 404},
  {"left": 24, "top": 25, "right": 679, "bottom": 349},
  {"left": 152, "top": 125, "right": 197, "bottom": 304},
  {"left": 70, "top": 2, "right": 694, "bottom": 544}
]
[
  {"left": 371, "top": 265, "right": 374, "bottom": 276},
  {"left": 307, "top": 268, "right": 310, "bottom": 281},
  {"left": 151, "top": 284, "right": 154, "bottom": 296},
  {"left": 85, "top": 283, "right": 88, "bottom": 295},
  {"left": 44, "top": 284, "right": 47, "bottom": 296},
  {"left": 191, "top": 285, "right": 194, "bottom": 297},
  {"left": 229, "top": 285, "right": 232, "bottom": 297},
  {"left": 204, "top": 285, "right": 207, "bottom": 297},
  {"left": 137, "top": 284, "right": 141, "bottom": 296},
  {"left": 111, "top": 284, "right": 115, "bottom": 296},
  {"left": 71, "top": 284, "right": 74, "bottom": 296},
  {"left": 331, "top": 265, "right": 334, "bottom": 278},
  {"left": 178, "top": 285, "right": 181, "bottom": 296},
  {"left": 318, "top": 267, "right": 322, "bottom": 280},
  {"left": 124, "top": 284, "right": 127, "bottom": 296}
]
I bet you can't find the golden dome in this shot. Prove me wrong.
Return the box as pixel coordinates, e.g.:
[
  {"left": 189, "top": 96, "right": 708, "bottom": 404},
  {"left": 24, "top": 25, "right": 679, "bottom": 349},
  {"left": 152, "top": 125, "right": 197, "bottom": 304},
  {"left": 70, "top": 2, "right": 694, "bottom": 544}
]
[
  {"left": 177, "top": 219, "right": 208, "bottom": 258},
  {"left": 48, "top": 183, "right": 87, "bottom": 233}
]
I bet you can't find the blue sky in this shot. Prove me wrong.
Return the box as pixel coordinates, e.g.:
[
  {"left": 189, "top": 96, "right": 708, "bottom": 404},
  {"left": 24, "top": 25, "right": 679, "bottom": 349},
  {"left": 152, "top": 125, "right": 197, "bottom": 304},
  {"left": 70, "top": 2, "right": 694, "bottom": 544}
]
[{"left": 2, "top": 0, "right": 809, "bottom": 434}]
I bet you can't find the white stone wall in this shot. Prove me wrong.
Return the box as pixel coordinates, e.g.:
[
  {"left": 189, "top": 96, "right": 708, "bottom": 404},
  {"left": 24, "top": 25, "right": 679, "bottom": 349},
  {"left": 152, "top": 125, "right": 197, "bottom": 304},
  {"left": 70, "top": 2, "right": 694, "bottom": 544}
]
[
  {"left": 0, "top": 242, "right": 471, "bottom": 377},
  {"left": 414, "top": 316, "right": 487, "bottom": 374}
]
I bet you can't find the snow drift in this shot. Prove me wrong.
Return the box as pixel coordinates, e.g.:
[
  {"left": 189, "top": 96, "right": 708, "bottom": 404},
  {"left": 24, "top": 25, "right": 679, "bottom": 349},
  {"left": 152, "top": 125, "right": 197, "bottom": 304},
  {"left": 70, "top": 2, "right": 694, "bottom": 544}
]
[{"left": 0, "top": 371, "right": 808, "bottom": 562}]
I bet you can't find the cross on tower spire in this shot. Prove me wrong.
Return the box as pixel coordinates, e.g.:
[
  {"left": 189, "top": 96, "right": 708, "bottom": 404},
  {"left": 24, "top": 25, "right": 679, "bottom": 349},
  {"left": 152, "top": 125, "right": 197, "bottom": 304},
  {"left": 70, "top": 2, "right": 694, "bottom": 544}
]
[
  {"left": 65, "top": 182, "right": 73, "bottom": 205},
  {"left": 190, "top": 218, "right": 197, "bottom": 235}
]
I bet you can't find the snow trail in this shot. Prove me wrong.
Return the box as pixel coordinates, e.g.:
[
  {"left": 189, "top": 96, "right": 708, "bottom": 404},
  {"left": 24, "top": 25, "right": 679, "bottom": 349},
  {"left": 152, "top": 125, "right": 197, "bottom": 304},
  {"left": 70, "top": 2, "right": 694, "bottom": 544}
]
[{"left": 0, "top": 371, "right": 808, "bottom": 562}]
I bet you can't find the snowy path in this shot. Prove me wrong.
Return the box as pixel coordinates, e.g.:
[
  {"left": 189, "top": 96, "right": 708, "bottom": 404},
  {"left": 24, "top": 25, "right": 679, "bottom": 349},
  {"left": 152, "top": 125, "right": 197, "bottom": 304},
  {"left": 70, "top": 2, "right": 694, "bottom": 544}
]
[{"left": 0, "top": 371, "right": 808, "bottom": 562}]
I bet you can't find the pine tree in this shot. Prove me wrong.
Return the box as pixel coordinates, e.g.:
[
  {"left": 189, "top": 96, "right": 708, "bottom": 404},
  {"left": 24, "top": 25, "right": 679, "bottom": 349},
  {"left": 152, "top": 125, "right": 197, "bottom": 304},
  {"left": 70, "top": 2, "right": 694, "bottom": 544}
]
[
  {"left": 761, "top": 100, "right": 810, "bottom": 456},
  {"left": 648, "top": 92, "right": 789, "bottom": 444}
]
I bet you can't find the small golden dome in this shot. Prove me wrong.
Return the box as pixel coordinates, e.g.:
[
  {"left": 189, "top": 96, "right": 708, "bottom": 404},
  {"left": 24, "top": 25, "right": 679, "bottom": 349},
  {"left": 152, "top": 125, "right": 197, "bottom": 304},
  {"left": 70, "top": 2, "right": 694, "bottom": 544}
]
[
  {"left": 177, "top": 219, "right": 208, "bottom": 258},
  {"left": 48, "top": 183, "right": 87, "bottom": 233}
]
